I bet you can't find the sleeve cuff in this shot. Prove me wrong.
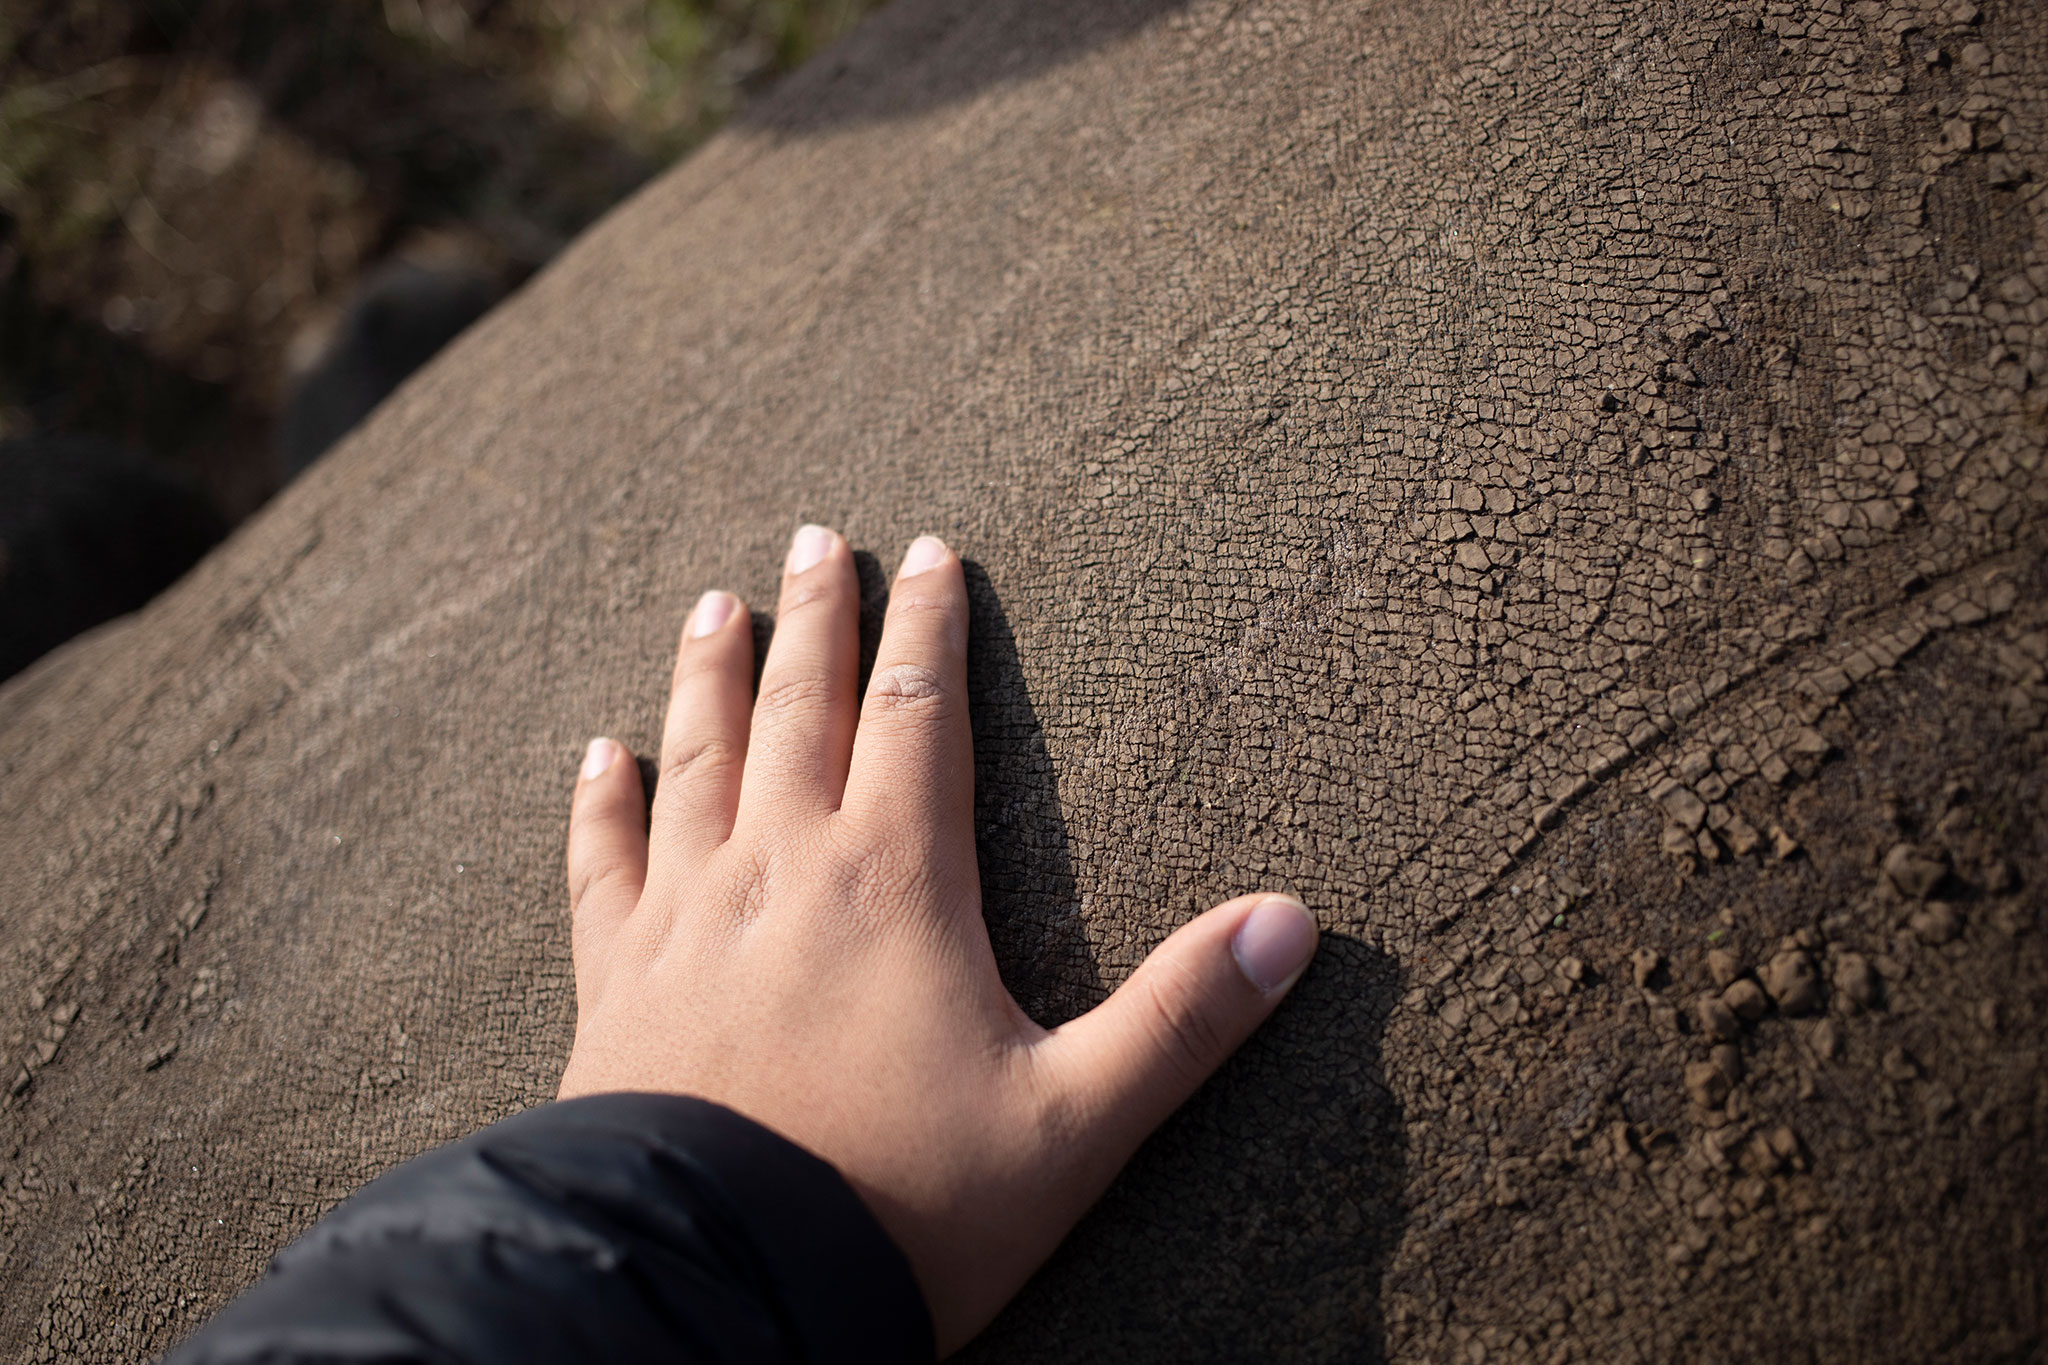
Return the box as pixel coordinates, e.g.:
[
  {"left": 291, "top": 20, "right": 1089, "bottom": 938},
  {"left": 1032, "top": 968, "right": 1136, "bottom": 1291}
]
[
  {"left": 168, "top": 1092, "right": 935, "bottom": 1364},
  {"left": 557, "top": 1092, "right": 937, "bottom": 1362}
]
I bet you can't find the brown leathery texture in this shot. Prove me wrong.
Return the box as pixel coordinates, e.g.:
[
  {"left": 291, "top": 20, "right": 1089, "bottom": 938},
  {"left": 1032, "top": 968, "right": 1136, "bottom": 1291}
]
[{"left": 4, "top": 0, "right": 2047, "bottom": 1358}]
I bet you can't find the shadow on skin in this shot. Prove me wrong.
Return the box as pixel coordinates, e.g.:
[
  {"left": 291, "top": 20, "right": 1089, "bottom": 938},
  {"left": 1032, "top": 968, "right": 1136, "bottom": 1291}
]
[{"left": 968, "top": 931, "right": 1409, "bottom": 1363}]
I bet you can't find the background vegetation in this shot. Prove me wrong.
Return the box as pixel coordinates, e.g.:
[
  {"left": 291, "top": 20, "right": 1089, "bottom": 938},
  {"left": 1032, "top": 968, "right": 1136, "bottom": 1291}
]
[{"left": 1, "top": 0, "right": 880, "bottom": 515}]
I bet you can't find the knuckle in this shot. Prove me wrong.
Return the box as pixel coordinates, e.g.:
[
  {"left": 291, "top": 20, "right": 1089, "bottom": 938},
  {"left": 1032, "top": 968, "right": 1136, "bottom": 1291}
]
[
  {"left": 885, "top": 592, "right": 966, "bottom": 643},
  {"left": 661, "top": 734, "right": 740, "bottom": 787},
  {"left": 674, "top": 634, "right": 738, "bottom": 683},
  {"left": 750, "top": 670, "right": 838, "bottom": 724},
  {"left": 778, "top": 574, "right": 846, "bottom": 616},
  {"left": 865, "top": 662, "right": 952, "bottom": 715},
  {"left": 886, "top": 588, "right": 960, "bottom": 623},
  {"left": 569, "top": 859, "right": 638, "bottom": 913}
]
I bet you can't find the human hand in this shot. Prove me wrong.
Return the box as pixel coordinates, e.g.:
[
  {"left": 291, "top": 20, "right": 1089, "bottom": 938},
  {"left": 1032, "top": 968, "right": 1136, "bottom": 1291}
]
[{"left": 559, "top": 525, "right": 1319, "bottom": 1353}]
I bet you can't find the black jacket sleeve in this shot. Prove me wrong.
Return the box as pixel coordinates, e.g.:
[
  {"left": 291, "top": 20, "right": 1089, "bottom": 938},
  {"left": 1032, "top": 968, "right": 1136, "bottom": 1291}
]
[{"left": 160, "top": 1093, "right": 935, "bottom": 1364}]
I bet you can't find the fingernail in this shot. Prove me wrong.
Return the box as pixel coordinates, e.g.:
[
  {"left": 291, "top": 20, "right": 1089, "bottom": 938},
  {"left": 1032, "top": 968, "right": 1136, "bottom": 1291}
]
[
  {"left": 899, "top": 535, "right": 949, "bottom": 578},
  {"left": 1230, "top": 896, "right": 1319, "bottom": 994},
  {"left": 581, "top": 737, "right": 618, "bottom": 780},
  {"left": 788, "top": 524, "right": 834, "bottom": 575},
  {"left": 689, "top": 589, "right": 737, "bottom": 638}
]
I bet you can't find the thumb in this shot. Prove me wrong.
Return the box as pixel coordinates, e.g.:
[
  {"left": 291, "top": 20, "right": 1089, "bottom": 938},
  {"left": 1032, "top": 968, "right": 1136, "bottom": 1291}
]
[{"left": 1039, "top": 893, "right": 1318, "bottom": 1157}]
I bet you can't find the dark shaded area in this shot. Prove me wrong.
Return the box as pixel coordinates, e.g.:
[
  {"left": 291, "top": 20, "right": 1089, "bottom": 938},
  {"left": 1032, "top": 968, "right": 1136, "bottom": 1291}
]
[
  {"left": 718, "top": 554, "right": 1096, "bottom": 1023},
  {"left": 1, "top": 0, "right": 656, "bottom": 673},
  {"left": 852, "top": 548, "right": 890, "bottom": 690},
  {"left": 1, "top": 240, "right": 499, "bottom": 681},
  {"left": 743, "top": 0, "right": 1192, "bottom": 134},
  {"left": 0, "top": 433, "right": 226, "bottom": 682},
  {"left": 972, "top": 933, "right": 1407, "bottom": 1362},
  {"left": 963, "top": 560, "right": 1099, "bottom": 1027},
  {"left": 278, "top": 259, "right": 500, "bottom": 474},
  {"left": 1, "top": 0, "right": 661, "bottom": 532},
  {"left": 0, "top": 220, "right": 266, "bottom": 515},
  {"left": 121, "top": 0, "right": 655, "bottom": 263}
]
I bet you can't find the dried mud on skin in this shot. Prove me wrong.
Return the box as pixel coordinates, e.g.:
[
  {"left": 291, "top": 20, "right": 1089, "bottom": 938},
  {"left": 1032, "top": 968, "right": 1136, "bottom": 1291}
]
[{"left": 2, "top": 0, "right": 2045, "bottom": 1360}]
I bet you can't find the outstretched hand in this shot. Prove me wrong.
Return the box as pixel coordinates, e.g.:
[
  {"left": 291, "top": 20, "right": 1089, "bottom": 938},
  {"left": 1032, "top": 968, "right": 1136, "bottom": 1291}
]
[{"left": 559, "top": 525, "right": 1318, "bottom": 1353}]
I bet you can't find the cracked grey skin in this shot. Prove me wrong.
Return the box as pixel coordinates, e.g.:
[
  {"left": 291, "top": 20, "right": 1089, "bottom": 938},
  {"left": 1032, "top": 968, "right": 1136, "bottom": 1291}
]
[{"left": 3, "top": 0, "right": 2045, "bottom": 1360}]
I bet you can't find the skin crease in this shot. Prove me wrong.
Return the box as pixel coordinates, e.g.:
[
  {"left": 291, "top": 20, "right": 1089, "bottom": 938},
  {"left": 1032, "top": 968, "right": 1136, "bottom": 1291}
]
[{"left": 557, "top": 525, "right": 1321, "bottom": 1355}]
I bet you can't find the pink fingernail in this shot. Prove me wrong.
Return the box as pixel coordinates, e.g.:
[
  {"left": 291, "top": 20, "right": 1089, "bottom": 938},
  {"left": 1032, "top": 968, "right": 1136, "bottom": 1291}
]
[
  {"left": 899, "top": 535, "right": 949, "bottom": 578},
  {"left": 689, "top": 590, "right": 737, "bottom": 638},
  {"left": 581, "top": 737, "right": 618, "bottom": 780},
  {"left": 788, "top": 524, "right": 834, "bottom": 575},
  {"left": 1230, "top": 896, "right": 1319, "bottom": 994}
]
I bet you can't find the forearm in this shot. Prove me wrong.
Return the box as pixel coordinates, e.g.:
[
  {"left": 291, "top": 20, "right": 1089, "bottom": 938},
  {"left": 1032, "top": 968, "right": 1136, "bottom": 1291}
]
[{"left": 162, "top": 1093, "right": 934, "bottom": 1365}]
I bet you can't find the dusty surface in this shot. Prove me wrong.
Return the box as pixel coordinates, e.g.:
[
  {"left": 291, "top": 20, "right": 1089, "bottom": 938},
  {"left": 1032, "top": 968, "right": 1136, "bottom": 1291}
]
[{"left": 3, "top": 0, "right": 2046, "bottom": 1359}]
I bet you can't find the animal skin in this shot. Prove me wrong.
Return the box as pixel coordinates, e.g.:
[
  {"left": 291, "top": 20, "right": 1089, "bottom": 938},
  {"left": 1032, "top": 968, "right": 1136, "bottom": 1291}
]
[{"left": 1, "top": 0, "right": 2044, "bottom": 1359}]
